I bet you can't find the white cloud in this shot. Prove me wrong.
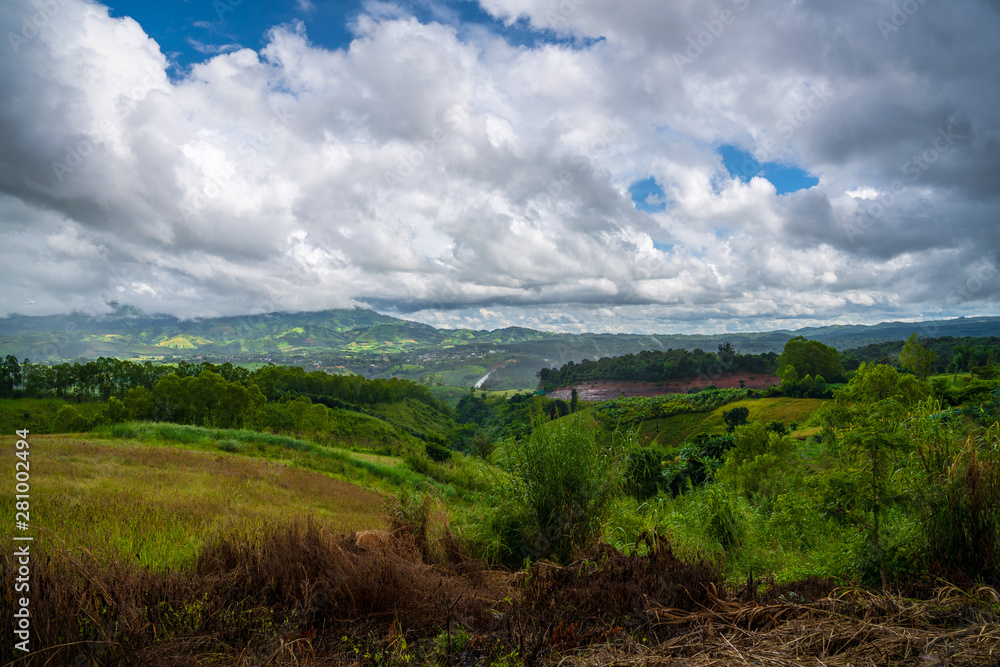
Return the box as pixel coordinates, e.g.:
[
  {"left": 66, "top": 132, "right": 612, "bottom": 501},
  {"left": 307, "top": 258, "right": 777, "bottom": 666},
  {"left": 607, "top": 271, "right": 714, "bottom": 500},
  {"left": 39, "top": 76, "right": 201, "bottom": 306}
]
[{"left": 0, "top": 0, "right": 998, "bottom": 333}]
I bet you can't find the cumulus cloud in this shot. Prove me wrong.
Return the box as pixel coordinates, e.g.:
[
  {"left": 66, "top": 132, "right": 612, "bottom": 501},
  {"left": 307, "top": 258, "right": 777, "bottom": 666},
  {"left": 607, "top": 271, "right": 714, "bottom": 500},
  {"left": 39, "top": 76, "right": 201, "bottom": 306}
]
[{"left": 0, "top": 0, "right": 998, "bottom": 333}]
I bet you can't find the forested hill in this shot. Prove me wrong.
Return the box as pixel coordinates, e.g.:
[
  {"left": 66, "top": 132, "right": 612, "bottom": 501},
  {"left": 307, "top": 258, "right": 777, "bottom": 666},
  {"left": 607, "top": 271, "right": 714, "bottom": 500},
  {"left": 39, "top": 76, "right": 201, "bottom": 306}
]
[
  {"left": 0, "top": 306, "right": 555, "bottom": 363},
  {"left": 2, "top": 307, "right": 1000, "bottom": 390}
]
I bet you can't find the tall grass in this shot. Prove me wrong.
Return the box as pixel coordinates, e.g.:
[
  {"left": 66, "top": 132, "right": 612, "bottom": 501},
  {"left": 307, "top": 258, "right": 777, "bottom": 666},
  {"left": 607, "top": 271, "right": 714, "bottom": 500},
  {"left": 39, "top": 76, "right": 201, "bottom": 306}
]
[
  {"left": 0, "top": 435, "right": 387, "bottom": 571},
  {"left": 922, "top": 425, "right": 1000, "bottom": 584}
]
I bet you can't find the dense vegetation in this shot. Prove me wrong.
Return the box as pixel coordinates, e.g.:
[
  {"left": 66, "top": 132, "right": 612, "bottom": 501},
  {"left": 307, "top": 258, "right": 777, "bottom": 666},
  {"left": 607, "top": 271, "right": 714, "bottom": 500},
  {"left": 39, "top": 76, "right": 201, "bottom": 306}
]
[
  {"left": 5, "top": 308, "right": 1000, "bottom": 395},
  {"left": 535, "top": 343, "right": 778, "bottom": 390},
  {"left": 3, "top": 335, "right": 1000, "bottom": 664},
  {"left": 843, "top": 334, "right": 1000, "bottom": 374}
]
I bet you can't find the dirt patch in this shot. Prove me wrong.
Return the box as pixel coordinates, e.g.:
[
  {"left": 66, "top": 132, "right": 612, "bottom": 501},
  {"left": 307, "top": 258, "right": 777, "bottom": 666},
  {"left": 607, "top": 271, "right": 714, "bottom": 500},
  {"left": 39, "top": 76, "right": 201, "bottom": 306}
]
[{"left": 549, "top": 373, "right": 781, "bottom": 401}]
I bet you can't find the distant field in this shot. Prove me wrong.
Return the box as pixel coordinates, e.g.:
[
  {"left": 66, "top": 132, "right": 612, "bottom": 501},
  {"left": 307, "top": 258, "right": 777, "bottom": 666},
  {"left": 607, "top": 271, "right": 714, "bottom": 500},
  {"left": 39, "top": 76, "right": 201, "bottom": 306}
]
[{"left": 0, "top": 435, "right": 386, "bottom": 570}]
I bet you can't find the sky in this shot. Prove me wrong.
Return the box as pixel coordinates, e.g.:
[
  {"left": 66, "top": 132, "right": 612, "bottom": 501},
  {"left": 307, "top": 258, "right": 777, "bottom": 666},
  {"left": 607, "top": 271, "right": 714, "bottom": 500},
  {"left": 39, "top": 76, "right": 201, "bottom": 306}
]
[{"left": 1, "top": 0, "right": 998, "bottom": 335}]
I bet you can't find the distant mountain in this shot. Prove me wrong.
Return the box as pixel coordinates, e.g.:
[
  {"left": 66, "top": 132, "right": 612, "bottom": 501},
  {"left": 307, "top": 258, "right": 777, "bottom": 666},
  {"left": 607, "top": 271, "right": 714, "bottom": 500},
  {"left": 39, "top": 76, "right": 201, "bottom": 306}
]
[
  {"left": 2, "top": 308, "right": 998, "bottom": 390},
  {"left": 0, "top": 306, "right": 553, "bottom": 364}
]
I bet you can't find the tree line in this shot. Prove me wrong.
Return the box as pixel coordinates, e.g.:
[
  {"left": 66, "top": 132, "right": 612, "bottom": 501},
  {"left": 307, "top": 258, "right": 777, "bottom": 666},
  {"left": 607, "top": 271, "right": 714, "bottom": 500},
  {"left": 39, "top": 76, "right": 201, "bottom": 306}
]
[
  {"left": 0, "top": 356, "right": 453, "bottom": 439},
  {"left": 535, "top": 344, "right": 779, "bottom": 391}
]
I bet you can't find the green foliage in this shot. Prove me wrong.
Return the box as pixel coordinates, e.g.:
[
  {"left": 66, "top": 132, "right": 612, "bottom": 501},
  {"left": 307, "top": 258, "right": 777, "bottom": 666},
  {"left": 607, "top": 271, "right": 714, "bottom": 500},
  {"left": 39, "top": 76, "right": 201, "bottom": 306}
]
[
  {"left": 723, "top": 406, "right": 749, "bottom": 432},
  {"left": 777, "top": 336, "right": 845, "bottom": 385},
  {"left": 536, "top": 347, "right": 778, "bottom": 391},
  {"left": 0, "top": 354, "right": 21, "bottom": 398},
  {"left": 662, "top": 433, "right": 734, "bottom": 496},
  {"left": 471, "top": 430, "right": 493, "bottom": 459},
  {"left": 624, "top": 446, "right": 671, "bottom": 500},
  {"left": 474, "top": 418, "right": 632, "bottom": 566},
  {"left": 900, "top": 333, "right": 937, "bottom": 380},
  {"left": 717, "top": 423, "right": 799, "bottom": 505},
  {"left": 918, "top": 423, "right": 1000, "bottom": 584},
  {"left": 825, "top": 363, "right": 929, "bottom": 584},
  {"left": 0, "top": 398, "right": 106, "bottom": 434},
  {"left": 595, "top": 388, "right": 752, "bottom": 425},
  {"left": 425, "top": 440, "right": 453, "bottom": 462},
  {"left": 54, "top": 404, "right": 90, "bottom": 432}
]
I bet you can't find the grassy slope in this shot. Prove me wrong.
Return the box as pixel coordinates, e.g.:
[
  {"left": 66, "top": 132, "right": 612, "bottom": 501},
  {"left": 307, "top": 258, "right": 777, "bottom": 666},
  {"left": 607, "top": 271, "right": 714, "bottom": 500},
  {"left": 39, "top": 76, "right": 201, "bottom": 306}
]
[
  {"left": 638, "top": 397, "right": 827, "bottom": 448},
  {"left": 366, "top": 397, "right": 456, "bottom": 438},
  {"left": 1, "top": 434, "right": 386, "bottom": 571}
]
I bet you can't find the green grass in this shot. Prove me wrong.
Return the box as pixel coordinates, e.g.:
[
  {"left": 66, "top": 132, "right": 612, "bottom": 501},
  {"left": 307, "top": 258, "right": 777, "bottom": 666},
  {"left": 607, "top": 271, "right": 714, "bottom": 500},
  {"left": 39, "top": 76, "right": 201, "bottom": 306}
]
[
  {"left": 91, "top": 422, "right": 453, "bottom": 497},
  {"left": 697, "top": 398, "right": 827, "bottom": 433},
  {"left": 630, "top": 398, "right": 827, "bottom": 449},
  {"left": 366, "top": 397, "right": 456, "bottom": 439},
  {"left": 0, "top": 434, "right": 386, "bottom": 570}
]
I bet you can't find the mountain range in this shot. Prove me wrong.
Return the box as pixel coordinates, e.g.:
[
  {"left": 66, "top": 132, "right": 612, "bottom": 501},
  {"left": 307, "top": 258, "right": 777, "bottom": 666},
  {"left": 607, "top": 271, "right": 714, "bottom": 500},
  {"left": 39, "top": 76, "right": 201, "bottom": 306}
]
[{"left": 2, "top": 306, "right": 998, "bottom": 390}]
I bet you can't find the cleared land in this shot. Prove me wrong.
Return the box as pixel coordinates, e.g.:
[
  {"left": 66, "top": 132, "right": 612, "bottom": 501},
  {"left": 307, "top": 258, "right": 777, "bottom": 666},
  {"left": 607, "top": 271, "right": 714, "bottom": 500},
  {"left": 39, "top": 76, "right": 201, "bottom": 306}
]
[{"left": 549, "top": 373, "right": 781, "bottom": 401}]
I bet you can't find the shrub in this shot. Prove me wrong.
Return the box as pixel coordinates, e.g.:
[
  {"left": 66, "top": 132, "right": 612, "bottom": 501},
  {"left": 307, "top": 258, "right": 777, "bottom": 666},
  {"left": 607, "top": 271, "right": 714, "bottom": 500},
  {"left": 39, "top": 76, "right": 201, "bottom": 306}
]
[
  {"left": 474, "top": 418, "right": 633, "bottom": 566},
  {"left": 425, "top": 440, "right": 453, "bottom": 462}
]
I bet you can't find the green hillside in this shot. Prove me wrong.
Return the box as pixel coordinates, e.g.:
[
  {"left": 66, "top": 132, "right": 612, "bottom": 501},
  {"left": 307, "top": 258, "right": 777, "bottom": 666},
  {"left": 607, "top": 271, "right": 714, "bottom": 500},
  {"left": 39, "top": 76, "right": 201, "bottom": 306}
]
[{"left": 2, "top": 307, "right": 1000, "bottom": 393}]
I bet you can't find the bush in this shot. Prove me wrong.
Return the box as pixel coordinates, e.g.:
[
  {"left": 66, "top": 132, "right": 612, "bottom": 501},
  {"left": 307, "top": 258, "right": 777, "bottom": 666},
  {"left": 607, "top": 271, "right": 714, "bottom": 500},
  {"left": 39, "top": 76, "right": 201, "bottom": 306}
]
[
  {"left": 425, "top": 440, "right": 453, "bottom": 462},
  {"left": 474, "top": 418, "right": 633, "bottom": 566}
]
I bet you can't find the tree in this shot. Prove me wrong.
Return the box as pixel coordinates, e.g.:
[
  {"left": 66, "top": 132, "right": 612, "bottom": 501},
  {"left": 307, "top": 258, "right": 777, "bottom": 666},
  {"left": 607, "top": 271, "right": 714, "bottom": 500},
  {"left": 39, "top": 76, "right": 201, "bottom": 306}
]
[
  {"left": 723, "top": 406, "right": 750, "bottom": 432},
  {"left": 570, "top": 387, "right": 579, "bottom": 413},
  {"left": 900, "top": 333, "right": 936, "bottom": 380},
  {"left": 826, "top": 363, "right": 928, "bottom": 586},
  {"left": 0, "top": 355, "right": 21, "bottom": 398},
  {"left": 777, "top": 336, "right": 845, "bottom": 385},
  {"left": 471, "top": 430, "right": 493, "bottom": 459}
]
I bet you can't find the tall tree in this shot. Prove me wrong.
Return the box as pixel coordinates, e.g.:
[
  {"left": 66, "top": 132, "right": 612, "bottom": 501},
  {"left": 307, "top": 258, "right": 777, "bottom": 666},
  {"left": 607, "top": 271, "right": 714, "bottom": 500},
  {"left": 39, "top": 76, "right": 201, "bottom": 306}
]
[
  {"left": 900, "top": 333, "right": 936, "bottom": 380},
  {"left": 826, "top": 363, "right": 928, "bottom": 587}
]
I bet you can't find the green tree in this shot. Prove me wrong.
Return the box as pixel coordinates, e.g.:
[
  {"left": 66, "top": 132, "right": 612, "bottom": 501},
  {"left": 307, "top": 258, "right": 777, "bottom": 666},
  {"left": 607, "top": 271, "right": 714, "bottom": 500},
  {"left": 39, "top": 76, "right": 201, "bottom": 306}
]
[
  {"left": 718, "top": 422, "right": 797, "bottom": 504},
  {"left": 900, "top": 333, "right": 936, "bottom": 380},
  {"left": 480, "top": 419, "right": 632, "bottom": 565},
  {"left": 570, "top": 387, "right": 579, "bottom": 413},
  {"left": 777, "top": 336, "right": 845, "bottom": 385},
  {"left": 825, "top": 363, "right": 928, "bottom": 586},
  {"left": 723, "top": 406, "right": 749, "bottom": 432},
  {"left": 0, "top": 355, "right": 21, "bottom": 398},
  {"left": 105, "top": 396, "right": 128, "bottom": 423}
]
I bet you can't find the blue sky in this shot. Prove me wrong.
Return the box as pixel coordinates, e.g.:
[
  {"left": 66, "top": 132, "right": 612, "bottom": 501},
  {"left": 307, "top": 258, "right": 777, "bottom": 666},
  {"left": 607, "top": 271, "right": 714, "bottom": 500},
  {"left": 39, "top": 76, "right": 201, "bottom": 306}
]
[
  {"left": 104, "top": 0, "right": 582, "bottom": 75},
  {"left": 1, "top": 0, "right": 998, "bottom": 335},
  {"left": 718, "top": 144, "right": 818, "bottom": 195}
]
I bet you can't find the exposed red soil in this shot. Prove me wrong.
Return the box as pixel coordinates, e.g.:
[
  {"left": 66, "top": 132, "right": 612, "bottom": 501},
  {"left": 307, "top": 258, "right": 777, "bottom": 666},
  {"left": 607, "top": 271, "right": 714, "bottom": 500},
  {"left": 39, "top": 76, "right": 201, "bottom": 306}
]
[{"left": 548, "top": 372, "right": 780, "bottom": 401}]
